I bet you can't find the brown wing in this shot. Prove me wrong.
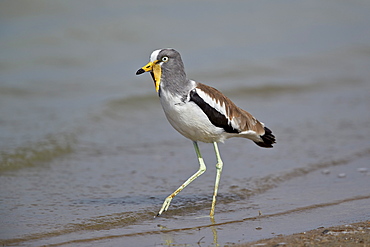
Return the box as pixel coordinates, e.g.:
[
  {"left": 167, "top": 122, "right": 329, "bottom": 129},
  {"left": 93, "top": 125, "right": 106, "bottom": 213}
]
[{"left": 193, "top": 83, "right": 266, "bottom": 135}]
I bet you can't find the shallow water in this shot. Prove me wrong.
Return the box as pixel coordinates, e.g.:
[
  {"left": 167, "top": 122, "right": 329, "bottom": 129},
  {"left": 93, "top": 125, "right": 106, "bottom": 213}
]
[{"left": 1, "top": 1, "right": 370, "bottom": 246}]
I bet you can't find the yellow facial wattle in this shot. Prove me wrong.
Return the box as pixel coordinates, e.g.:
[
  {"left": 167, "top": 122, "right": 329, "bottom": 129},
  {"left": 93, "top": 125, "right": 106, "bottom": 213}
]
[
  {"left": 152, "top": 63, "right": 161, "bottom": 92},
  {"left": 138, "top": 60, "right": 162, "bottom": 92}
]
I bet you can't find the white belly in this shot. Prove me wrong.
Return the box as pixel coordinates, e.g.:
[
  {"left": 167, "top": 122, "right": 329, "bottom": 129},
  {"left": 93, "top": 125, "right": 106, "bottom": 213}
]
[{"left": 160, "top": 90, "right": 226, "bottom": 143}]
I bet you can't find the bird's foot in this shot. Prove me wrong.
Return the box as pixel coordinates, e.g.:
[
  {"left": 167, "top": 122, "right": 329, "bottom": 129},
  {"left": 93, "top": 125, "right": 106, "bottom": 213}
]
[{"left": 155, "top": 196, "right": 173, "bottom": 217}]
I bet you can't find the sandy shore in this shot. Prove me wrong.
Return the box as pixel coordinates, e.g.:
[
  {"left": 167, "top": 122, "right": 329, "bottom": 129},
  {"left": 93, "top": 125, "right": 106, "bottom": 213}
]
[{"left": 233, "top": 221, "right": 370, "bottom": 247}]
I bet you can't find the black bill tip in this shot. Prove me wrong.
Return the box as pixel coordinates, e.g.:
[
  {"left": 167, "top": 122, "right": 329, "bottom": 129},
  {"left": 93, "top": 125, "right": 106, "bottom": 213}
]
[{"left": 136, "top": 68, "right": 145, "bottom": 75}]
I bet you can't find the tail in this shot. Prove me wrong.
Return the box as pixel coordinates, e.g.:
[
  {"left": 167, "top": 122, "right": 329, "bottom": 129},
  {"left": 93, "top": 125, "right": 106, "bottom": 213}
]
[{"left": 254, "top": 127, "right": 276, "bottom": 148}]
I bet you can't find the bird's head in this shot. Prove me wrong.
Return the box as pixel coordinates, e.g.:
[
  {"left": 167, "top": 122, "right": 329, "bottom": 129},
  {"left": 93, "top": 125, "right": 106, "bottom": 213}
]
[{"left": 136, "top": 48, "right": 185, "bottom": 92}]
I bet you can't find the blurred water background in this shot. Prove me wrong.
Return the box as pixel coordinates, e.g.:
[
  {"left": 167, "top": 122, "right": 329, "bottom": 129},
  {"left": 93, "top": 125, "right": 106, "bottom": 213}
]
[{"left": 1, "top": 1, "right": 370, "bottom": 246}]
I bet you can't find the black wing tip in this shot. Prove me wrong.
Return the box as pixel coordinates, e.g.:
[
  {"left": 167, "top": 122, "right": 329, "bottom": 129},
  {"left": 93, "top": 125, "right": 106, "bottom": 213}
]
[{"left": 254, "top": 127, "right": 276, "bottom": 148}]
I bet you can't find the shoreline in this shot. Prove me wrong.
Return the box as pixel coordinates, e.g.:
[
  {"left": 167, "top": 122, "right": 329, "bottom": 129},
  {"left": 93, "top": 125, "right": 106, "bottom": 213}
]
[{"left": 233, "top": 221, "right": 370, "bottom": 247}]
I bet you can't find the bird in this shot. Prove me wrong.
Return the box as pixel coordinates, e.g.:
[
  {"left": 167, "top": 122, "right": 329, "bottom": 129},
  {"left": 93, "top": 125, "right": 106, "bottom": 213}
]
[{"left": 136, "top": 48, "right": 276, "bottom": 217}]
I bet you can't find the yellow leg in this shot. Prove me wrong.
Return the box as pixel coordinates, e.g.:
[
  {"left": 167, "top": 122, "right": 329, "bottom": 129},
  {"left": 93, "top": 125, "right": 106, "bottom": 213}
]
[
  {"left": 157, "top": 141, "right": 206, "bottom": 217},
  {"left": 210, "top": 142, "right": 223, "bottom": 217}
]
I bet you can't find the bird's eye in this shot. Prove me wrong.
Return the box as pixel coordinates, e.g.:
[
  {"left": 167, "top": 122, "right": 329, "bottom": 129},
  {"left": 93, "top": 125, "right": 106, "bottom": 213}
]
[{"left": 162, "top": 56, "right": 169, "bottom": 62}]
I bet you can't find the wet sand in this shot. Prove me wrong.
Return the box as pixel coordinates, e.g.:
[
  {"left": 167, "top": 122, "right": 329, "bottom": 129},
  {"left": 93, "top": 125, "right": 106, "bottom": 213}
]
[{"left": 235, "top": 221, "right": 370, "bottom": 247}]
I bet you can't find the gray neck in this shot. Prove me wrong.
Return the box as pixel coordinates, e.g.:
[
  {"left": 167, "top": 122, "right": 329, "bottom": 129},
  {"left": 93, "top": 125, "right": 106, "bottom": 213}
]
[{"left": 160, "top": 62, "right": 192, "bottom": 97}]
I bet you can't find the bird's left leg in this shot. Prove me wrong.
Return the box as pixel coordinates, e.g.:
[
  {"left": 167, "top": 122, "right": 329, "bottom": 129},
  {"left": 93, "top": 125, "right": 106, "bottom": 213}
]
[
  {"left": 156, "top": 141, "right": 206, "bottom": 217},
  {"left": 210, "top": 142, "right": 223, "bottom": 217}
]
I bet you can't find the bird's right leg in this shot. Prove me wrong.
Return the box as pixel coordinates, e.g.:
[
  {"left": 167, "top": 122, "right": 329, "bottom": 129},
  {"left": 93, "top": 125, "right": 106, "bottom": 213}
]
[{"left": 156, "top": 141, "right": 206, "bottom": 217}]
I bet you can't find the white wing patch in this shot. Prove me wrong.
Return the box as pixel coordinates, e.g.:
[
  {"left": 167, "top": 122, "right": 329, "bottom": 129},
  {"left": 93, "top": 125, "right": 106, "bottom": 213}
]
[
  {"left": 195, "top": 87, "right": 243, "bottom": 132},
  {"left": 193, "top": 87, "right": 261, "bottom": 134},
  {"left": 239, "top": 130, "right": 262, "bottom": 142},
  {"left": 196, "top": 89, "right": 228, "bottom": 119}
]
